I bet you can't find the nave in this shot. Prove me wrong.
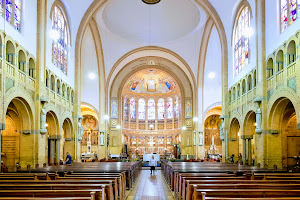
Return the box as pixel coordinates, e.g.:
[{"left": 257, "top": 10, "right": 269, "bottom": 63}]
[{"left": 127, "top": 170, "right": 173, "bottom": 200}]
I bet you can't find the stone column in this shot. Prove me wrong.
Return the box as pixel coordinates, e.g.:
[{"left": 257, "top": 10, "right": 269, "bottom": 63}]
[
  {"left": 248, "top": 139, "right": 252, "bottom": 165},
  {"left": 242, "top": 137, "right": 246, "bottom": 165},
  {"left": 56, "top": 139, "right": 60, "bottom": 164},
  {"left": 50, "top": 139, "right": 55, "bottom": 164},
  {"left": 255, "top": 0, "right": 267, "bottom": 167}
]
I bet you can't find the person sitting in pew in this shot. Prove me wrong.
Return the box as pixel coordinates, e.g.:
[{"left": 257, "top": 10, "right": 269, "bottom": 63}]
[{"left": 65, "top": 152, "right": 72, "bottom": 165}]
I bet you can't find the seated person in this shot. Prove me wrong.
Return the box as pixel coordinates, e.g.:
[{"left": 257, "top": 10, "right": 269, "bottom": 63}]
[{"left": 65, "top": 152, "right": 72, "bottom": 164}]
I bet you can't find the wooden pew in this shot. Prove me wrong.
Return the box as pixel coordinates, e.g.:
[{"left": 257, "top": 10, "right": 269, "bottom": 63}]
[
  {"left": 56, "top": 177, "right": 117, "bottom": 200},
  {"left": 188, "top": 184, "right": 300, "bottom": 200},
  {"left": 0, "top": 190, "right": 106, "bottom": 200},
  {"left": 0, "top": 198, "right": 93, "bottom": 200},
  {"left": 0, "top": 183, "right": 112, "bottom": 200},
  {"left": 193, "top": 189, "right": 300, "bottom": 200},
  {"left": 183, "top": 179, "right": 300, "bottom": 200}
]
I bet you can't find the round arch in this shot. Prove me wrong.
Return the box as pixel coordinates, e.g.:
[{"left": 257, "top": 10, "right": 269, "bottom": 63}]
[{"left": 2, "top": 96, "right": 35, "bottom": 171}]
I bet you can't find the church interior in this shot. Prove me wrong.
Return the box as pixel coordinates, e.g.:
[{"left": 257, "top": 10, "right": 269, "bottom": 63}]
[{"left": 0, "top": 0, "right": 300, "bottom": 199}]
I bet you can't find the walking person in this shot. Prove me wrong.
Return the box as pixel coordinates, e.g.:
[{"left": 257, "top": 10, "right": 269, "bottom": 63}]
[{"left": 149, "top": 155, "right": 157, "bottom": 175}]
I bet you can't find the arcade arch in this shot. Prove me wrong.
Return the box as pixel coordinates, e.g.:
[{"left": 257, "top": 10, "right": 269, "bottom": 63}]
[
  {"left": 268, "top": 97, "right": 300, "bottom": 170},
  {"left": 2, "top": 97, "right": 34, "bottom": 171}
]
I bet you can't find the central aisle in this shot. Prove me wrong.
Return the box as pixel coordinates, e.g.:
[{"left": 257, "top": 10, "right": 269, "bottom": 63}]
[{"left": 127, "top": 169, "right": 174, "bottom": 200}]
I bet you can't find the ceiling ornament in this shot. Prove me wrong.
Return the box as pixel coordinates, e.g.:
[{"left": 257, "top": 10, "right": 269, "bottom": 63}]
[
  {"left": 125, "top": 68, "right": 178, "bottom": 94},
  {"left": 142, "top": 0, "right": 161, "bottom": 4}
]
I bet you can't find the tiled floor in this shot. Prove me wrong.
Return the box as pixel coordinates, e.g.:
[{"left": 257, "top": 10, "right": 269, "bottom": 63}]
[{"left": 127, "top": 169, "right": 174, "bottom": 200}]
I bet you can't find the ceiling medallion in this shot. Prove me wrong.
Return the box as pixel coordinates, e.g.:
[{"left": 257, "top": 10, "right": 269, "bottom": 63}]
[{"left": 142, "top": 0, "right": 161, "bottom": 5}]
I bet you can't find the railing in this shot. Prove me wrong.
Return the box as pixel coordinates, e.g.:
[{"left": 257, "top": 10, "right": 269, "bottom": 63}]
[
  {"left": 28, "top": 76, "right": 35, "bottom": 90},
  {"left": 287, "top": 62, "right": 296, "bottom": 78},
  {"left": 276, "top": 70, "right": 284, "bottom": 86},
  {"left": 267, "top": 77, "right": 274, "bottom": 90},
  {"left": 50, "top": 90, "right": 55, "bottom": 101},
  {"left": 6, "top": 62, "right": 15, "bottom": 79},
  {"left": 18, "top": 70, "right": 26, "bottom": 85}
]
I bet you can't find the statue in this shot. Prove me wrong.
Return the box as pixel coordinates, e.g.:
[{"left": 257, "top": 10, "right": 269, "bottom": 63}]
[
  {"left": 199, "top": 133, "right": 203, "bottom": 146},
  {"left": 100, "top": 133, "right": 104, "bottom": 145},
  {"left": 78, "top": 116, "right": 83, "bottom": 141},
  {"left": 219, "top": 119, "right": 225, "bottom": 140},
  {"left": 255, "top": 102, "right": 262, "bottom": 133},
  {"left": 40, "top": 99, "right": 48, "bottom": 135}
]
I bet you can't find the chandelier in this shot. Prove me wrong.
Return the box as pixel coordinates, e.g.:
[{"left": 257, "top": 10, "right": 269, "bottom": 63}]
[{"left": 142, "top": 0, "right": 161, "bottom": 4}]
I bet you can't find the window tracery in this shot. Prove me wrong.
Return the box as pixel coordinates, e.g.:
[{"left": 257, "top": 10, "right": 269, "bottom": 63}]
[
  {"left": 234, "top": 6, "right": 250, "bottom": 76},
  {"left": 281, "top": 0, "right": 300, "bottom": 32},
  {"left": 0, "top": 0, "right": 21, "bottom": 30},
  {"left": 157, "top": 99, "right": 165, "bottom": 120},
  {"left": 167, "top": 98, "right": 173, "bottom": 119},
  {"left": 124, "top": 97, "right": 128, "bottom": 121},
  {"left": 130, "top": 98, "right": 136, "bottom": 119},
  {"left": 148, "top": 99, "right": 155, "bottom": 120},
  {"left": 51, "top": 6, "right": 69, "bottom": 75},
  {"left": 175, "top": 96, "right": 179, "bottom": 118},
  {"left": 138, "top": 99, "right": 146, "bottom": 120}
]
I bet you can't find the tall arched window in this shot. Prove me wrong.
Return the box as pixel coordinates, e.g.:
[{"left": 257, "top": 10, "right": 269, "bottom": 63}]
[
  {"left": 124, "top": 97, "right": 128, "bottom": 121},
  {"left": 130, "top": 98, "right": 136, "bottom": 119},
  {"left": 5, "top": 0, "right": 12, "bottom": 23},
  {"left": 148, "top": 99, "right": 155, "bottom": 120},
  {"left": 281, "top": 0, "right": 300, "bottom": 32},
  {"left": 14, "top": 0, "right": 21, "bottom": 30},
  {"left": 138, "top": 98, "right": 146, "bottom": 120},
  {"left": 175, "top": 96, "right": 179, "bottom": 118},
  {"left": 1, "top": 0, "right": 22, "bottom": 30},
  {"left": 51, "top": 5, "right": 69, "bottom": 75},
  {"left": 167, "top": 98, "right": 173, "bottom": 119},
  {"left": 157, "top": 99, "right": 165, "bottom": 120},
  {"left": 234, "top": 6, "right": 250, "bottom": 76}
]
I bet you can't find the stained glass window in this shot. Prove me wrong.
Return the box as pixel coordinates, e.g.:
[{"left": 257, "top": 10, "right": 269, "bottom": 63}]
[
  {"left": 130, "top": 98, "right": 136, "bottom": 119},
  {"left": 124, "top": 97, "right": 128, "bottom": 121},
  {"left": 167, "top": 98, "right": 173, "bottom": 119},
  {"left": 281, "top": 0, "right": 288, "bottom": 32},
  {"left": 157, "top": 99, "right": 165, "bottom": 120},
  {"left": 0, "top": 0, "right": 4, "bottom": 17},
  {"left": 138, "top": 99, "right": 146, "bottom": 120},
  {"left": 52, "top": 6, "right": 69, "bottom": 75},
  {"left": 14, "top": 0, "right": 21, "bottom": 30},
  {"left": 175, "top": 96, "right": 179, "bottom": 118},
  {"left": 290, "top": 0, "right": 297, "bottom": 22},
  {"left": 5, "top": 0, "right": 12, "bottom": 22},
  {"left": 234, "top": 6, "right": 250, "bottom": 76},
  {"left": 148, "top": 99, "right": 155, "bottom": 120}
]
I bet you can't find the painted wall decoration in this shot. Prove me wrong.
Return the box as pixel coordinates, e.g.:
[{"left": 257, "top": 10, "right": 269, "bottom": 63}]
[
  {"left": 125, "top": 69, "right": 178, "bottom": 94},
  {"left": 83, "top": 115, "right": 97, "bottom": 130},
  {"left": 111, "top": 99, "right": 118, "bottom": 119},
  {"left": 185, "top": 100, "right": 192, "bottom": 118}
]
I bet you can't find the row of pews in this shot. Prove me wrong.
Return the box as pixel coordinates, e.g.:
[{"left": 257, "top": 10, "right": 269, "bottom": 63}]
[
  {"left": 0, "top": 162, "right": 141, "bottom": 200},
  {"left": 161, "top": 161, "right": 300, "bottom": 200}
]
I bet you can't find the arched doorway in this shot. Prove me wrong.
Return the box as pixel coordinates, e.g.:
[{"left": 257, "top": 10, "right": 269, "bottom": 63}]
[
  {"left": 61, "top": 118, "right": 74, "bottom": 162},
  {"left": 46, "top": 111, "right": 59, "bottom": 165},
  {"left": 2, "top": 97, "right": 34, "bottom": 171},
  {"left": 204, "top": 115, "right": 222, "bottom": 160},
  {"left": 268, "top": 97, "right": 299, "bottom": 170},
  {"left": 243, "top": 111, "right": 256, "bottom": 165},
  {"left": 229, "top": 118, "right": 241, "bottom": 163}
]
